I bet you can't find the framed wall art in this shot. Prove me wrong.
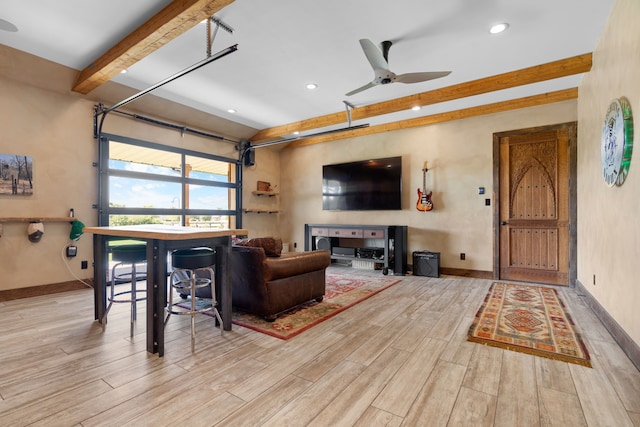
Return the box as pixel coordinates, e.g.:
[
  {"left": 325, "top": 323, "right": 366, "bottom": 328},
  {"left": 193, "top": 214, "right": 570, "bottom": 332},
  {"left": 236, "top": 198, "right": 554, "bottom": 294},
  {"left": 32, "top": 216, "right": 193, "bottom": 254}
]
[{"left": 0, "top": 153, "right": 34, "bottom": 196}]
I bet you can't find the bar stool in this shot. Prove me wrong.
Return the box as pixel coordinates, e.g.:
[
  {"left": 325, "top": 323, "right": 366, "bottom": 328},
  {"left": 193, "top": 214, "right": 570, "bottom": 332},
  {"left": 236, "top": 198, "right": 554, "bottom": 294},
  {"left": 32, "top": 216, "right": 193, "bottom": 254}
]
[
  {"left": 165, "top": 247, "right": 223, "bottom": 351},
  {"left": 102, "top": 243, "right": 147, "bottom": 336}
]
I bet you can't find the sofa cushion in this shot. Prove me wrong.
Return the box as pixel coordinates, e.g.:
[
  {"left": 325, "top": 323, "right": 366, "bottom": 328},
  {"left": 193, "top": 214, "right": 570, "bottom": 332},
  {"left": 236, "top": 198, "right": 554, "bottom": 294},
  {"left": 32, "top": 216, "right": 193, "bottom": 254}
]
[
  {"left": 263, "top": 250, "right": 330, "bottom": 281},
  {"left": 236, "top": 237, "right": 283, "bottom": 257}
]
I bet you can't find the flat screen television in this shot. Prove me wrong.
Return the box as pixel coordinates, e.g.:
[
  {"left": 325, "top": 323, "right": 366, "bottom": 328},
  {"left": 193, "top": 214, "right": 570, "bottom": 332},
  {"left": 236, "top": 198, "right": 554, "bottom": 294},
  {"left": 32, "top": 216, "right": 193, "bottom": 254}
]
[{"left": 322, "top": 156, "right": 402, "bottom": 211}]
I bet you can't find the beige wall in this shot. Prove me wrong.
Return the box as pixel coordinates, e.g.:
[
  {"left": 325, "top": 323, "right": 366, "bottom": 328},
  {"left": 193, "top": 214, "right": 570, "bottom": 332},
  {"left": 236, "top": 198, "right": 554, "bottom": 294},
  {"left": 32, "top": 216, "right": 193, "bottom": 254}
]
[
  {"left": 240, "top": 147, "right": 283, "bottom": 238},
  {"left": 577, "top": 0, "right": 640, "bottom": 346},
  {"left": 0, "top": 47, "right": 253, "bottom": 290},
  {"left": 279, "top": 101, "right": 577, "bottom": 272},
  {"left": 0, "top": 75, "right": 97, "bottom": 289}
]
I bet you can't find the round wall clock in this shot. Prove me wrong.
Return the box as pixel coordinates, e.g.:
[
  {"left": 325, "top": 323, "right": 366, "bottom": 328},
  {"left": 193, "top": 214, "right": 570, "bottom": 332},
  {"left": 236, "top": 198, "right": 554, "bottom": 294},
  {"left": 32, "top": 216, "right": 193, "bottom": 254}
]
[{"left": 601, "top": 97, "right": 634, "bottom": 187}]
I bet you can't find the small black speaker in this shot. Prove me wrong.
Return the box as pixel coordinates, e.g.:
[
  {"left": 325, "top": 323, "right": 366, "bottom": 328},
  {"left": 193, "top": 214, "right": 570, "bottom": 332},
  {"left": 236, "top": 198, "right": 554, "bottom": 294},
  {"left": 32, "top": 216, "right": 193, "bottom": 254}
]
[
  {"left": 316, "top": 237, "right": 331, "bottom": 252},
  {"left": 413, "top": 251, "right": 440, "bottom": 277},
  {"left": 244, "top": 149, "right": 255, "bottom": 166}
]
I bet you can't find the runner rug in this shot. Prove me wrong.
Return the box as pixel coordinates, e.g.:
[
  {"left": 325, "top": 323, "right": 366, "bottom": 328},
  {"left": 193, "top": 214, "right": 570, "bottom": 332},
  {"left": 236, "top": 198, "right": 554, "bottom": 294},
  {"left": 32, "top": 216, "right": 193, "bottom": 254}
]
[
  {"left": 467, "top": 282, "right": 591, "bottom": 367},
  {"left": 183, "top": 271, "right": 401, "bottom": 340}
]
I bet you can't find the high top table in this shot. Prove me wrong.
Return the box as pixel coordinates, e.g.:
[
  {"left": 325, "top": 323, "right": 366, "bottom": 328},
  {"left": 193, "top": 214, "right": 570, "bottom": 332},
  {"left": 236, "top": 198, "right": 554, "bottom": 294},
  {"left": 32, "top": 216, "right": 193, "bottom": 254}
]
[{"left": 83, "top": 225, "right": 247, "bottom": 356}]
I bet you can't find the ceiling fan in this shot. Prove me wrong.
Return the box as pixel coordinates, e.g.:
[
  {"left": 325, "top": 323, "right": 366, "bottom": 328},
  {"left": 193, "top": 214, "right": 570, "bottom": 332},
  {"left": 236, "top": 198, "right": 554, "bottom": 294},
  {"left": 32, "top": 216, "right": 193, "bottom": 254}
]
[{"left": 345, "top": 39, "right": 451, "bottom": 96}]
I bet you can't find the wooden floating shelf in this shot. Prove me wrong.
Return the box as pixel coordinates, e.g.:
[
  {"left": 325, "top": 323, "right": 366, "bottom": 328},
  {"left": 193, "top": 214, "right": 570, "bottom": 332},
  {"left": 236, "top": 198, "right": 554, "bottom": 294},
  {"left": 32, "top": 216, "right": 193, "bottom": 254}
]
[
  {"left": 0, "top": 217, "right": 78, "bottom": 223},
  {"left": 242, "top": 209, "right": 279, "bottom": 214},
  {"left": 251, "top": 191, "right": 279, "bottom": 197}
]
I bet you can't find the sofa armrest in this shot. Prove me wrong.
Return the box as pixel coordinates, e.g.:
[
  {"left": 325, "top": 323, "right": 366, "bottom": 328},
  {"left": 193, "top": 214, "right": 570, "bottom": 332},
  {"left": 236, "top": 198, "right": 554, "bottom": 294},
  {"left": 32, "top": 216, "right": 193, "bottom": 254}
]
[{"left": 230, "top": 245, "right": 268, "bottom": 300}]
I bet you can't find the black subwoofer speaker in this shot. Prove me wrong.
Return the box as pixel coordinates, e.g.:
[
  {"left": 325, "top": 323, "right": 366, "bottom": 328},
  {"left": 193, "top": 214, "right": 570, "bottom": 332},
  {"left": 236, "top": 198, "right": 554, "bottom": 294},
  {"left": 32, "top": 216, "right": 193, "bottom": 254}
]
[
  {"left": 316, "top": 237, "right": 331, "bottom": 252},
  {"left": 413, "top": 251, "right": 440, "bottom": 277}
]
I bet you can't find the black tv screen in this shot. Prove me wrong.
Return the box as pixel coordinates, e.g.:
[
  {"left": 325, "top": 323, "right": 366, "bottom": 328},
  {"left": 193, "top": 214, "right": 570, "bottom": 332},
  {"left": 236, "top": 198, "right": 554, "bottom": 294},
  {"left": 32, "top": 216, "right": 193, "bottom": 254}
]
[{"left": 322, "top": 156, "right": 402, "bottom": 211}]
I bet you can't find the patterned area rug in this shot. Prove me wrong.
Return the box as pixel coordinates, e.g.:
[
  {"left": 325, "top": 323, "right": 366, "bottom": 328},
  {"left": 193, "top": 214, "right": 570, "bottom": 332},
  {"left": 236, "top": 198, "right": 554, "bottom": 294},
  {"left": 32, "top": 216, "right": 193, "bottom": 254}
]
[
  {"left": 232, "top": 271, "right": 402, "bottom": 339},
  {"left": 468, "top": 282, "right": 591, "bottom": 367},
  {"left": 182, "top": 271, "right": 402, "bottom": 340}
]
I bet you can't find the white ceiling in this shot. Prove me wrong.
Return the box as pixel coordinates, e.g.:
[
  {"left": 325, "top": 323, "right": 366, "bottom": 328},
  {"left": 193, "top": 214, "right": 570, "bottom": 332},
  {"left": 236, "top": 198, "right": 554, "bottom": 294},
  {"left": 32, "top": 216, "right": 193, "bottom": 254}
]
[{"left": 0, "top": 0, "right": 615, "bottom": 138}]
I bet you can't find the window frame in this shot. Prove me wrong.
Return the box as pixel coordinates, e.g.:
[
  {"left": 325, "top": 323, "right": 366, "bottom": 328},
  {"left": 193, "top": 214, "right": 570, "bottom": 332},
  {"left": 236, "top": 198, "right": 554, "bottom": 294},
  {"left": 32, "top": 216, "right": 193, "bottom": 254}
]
[{"left": 97, "top": 133, "right": 242, "bottom": 227}]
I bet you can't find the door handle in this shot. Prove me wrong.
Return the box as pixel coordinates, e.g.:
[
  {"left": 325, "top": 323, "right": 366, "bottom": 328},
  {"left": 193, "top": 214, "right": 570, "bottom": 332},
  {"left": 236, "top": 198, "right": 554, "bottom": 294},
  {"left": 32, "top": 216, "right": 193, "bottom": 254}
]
[{"left": 500, "top": 221, "right": 508, "bottom": 226}]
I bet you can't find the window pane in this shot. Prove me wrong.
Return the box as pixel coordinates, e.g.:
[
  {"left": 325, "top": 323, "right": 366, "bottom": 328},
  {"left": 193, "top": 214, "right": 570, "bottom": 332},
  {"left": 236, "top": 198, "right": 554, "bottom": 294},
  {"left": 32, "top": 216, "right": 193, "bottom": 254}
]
[
  {"left": 109, "top": 141, "right": 182, "bottom": 177},
  {"left": 186, "top": 215, "right": 231, "bottom": 229},
  {"left": 110, "top": 176, "right": 181, "bottom": 209},
  {"left": 185, "top": 155, "right": 232, "bottom": 182},
  {"left": 108, "top": 214, "right": 181, "bottom": 226},
  {"left": 187, "top": 186, "right": 236, "bottom": 210}
]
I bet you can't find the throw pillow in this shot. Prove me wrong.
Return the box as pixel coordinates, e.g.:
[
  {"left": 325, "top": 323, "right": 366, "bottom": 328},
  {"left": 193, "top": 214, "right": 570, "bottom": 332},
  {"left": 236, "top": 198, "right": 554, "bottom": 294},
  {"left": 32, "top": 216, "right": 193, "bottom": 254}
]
[{"left": 236, "top": 237, "right": 283, "bottom": 257}]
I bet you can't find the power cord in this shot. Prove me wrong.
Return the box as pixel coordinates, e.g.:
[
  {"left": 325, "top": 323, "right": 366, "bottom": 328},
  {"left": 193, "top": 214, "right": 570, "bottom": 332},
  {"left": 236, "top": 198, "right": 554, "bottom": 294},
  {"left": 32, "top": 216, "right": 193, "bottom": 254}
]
[{"left": 60, "top": 243, "right": 93, "bottom": 288}]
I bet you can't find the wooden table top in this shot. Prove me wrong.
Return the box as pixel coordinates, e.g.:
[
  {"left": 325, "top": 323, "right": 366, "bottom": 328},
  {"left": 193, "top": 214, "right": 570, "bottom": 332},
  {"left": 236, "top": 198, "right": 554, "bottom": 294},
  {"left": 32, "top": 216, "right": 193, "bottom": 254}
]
[{"left": 82, "top": 225, "right": 248, "bottom": 241}]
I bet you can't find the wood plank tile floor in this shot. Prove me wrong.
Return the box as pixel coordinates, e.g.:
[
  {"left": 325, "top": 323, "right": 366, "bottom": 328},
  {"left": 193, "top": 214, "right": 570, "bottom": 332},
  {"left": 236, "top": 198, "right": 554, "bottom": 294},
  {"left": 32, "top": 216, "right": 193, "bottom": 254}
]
[{"left": 1, "top": 267, "right": 639, "bottom": 426}]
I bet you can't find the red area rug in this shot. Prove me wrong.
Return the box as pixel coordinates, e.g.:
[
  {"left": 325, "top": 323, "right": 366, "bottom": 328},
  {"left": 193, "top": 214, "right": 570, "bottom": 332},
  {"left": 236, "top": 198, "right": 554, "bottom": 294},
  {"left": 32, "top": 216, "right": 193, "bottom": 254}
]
[
  {"left": 468, "top": 282, "right": 591, "bottom": 367},
  {"left": 232, "top": 271, "right": 402, "bottom": 340}
]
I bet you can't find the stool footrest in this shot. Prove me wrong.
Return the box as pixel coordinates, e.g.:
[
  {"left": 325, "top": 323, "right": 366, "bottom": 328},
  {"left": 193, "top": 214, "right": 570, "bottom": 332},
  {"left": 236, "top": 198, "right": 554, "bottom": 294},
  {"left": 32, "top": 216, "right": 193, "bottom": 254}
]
[{"left": 166, "top": 302, "right": 216, "bottom": 316}]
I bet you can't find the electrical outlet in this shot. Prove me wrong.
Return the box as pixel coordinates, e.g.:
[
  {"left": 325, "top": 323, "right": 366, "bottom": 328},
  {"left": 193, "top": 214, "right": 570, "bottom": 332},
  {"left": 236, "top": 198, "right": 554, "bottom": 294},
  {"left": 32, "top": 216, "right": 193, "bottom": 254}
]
[
  {"left": 66, "top": 245, "right": 77, "bottom": 258},
  {"left": 460, "top": 253, "right": 466, "bottom": 260},
  {"left": 81, "top": 260, "right": 88, "bottom": 269}
]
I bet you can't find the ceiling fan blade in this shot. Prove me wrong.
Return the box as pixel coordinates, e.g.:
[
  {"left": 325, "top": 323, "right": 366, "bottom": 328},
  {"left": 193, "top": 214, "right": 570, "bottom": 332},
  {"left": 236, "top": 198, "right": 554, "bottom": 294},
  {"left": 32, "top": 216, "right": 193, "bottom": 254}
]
[
  {"left": 394, "top": 71, "right": 451, "bottom": 84},
  {"left": 345, "top": 81, "right": 377, "bottom": 96},
  {"left": 359, "top": 39, "right": 389, "bottom": 71}
]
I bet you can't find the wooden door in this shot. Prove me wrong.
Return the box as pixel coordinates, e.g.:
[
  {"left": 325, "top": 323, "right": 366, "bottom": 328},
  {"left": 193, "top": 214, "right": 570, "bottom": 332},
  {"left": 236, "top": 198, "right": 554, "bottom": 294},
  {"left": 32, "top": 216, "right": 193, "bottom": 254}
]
[{"left": 497, "top": 125, "right": 573, "bottom": 286}]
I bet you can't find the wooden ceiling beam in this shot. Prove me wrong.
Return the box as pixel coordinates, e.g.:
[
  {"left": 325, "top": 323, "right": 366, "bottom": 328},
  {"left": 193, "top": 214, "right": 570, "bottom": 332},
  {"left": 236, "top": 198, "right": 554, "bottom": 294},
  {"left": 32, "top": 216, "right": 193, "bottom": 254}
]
[
  {"left": 279, "top": 88, "right": 578, "bottom": 149},
  {"left": 72, "top": 0, "right": 235, "bottom": 94},
  {"left": 250, "top": 53, "right": 591, "bottom": 143}
]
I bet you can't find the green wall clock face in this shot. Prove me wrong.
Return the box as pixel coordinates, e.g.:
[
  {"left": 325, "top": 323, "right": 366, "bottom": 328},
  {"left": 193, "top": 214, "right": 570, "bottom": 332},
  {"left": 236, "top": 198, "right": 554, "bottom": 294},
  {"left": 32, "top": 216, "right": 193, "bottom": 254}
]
[{"left": 601, "top": 97, "right": 634, "bottom": 187}]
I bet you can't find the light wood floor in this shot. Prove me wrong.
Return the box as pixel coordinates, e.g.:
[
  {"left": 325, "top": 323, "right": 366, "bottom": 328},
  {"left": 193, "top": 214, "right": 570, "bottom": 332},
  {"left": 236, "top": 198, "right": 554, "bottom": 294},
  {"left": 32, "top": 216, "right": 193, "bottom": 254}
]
[{"left": 1, "top": 267, "right": 639, "bottom": 426}]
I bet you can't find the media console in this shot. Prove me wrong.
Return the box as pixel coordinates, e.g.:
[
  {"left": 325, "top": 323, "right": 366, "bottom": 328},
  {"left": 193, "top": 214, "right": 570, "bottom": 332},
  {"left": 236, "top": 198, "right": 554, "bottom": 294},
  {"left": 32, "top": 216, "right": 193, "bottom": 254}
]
[{"left": 304, "top": 224, "right": 408, "bottom": 275}]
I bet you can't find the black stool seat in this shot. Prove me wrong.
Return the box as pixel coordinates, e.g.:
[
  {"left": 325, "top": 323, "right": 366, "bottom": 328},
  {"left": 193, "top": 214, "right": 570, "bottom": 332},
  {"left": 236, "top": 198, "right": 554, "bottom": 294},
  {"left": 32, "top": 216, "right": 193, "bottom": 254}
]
[
  {"left": 171, "top": 248, "right": 215, "bottom": 270},
  {"left": 112, "top": 244, "right": 147, "bottom": 264},
  {"left": 103, "top": 242, "right": 147, "bottom": 337}
]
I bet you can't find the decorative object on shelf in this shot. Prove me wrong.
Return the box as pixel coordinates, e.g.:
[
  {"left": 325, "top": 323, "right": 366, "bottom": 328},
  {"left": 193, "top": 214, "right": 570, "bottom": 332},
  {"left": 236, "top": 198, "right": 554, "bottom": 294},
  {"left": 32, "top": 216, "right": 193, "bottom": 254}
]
[
  {"left": 246, "top": 181, "right": 279, "bottom": 214},
  {"left": 70, "top": 220, "right": 86, "bottom": 241},
  {"left": 27, "top": 221, "right": 44, "bottom": 242},
  {"left": 0, "top": 153, "right": 33, "bottom": 196},
  {"left": 257, "top": 180, "right": 271, "bottom": 192},
  {"left": 601, "top": 96, "right": 633, "bottom": 187},
  {"left": 416, "top": 160, "right": 433, "bottom": 211}
]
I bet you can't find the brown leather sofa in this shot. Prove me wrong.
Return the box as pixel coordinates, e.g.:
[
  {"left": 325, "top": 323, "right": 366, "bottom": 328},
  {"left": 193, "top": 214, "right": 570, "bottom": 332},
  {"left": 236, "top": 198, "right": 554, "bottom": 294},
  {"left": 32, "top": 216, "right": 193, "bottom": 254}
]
[
  {"left": 231, "top": 238, "right": 330, "bottom": 321},
  {"left": 181, "top": 237, "right": 330, "bottom": 321}
]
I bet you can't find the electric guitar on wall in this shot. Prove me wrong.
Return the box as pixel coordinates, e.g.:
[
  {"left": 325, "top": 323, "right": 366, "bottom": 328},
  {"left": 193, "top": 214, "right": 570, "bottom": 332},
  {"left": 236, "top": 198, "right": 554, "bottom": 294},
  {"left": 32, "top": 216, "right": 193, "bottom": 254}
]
[{"left": 416, "top": 160, "right": 433, "bottom": 211}]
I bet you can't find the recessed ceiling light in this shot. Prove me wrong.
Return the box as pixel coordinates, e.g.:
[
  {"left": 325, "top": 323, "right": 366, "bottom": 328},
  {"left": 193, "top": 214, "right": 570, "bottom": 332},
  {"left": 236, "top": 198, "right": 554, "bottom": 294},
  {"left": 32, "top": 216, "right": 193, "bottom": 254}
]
[
  {"left": 293, "top": 131, "right": 300, "bottom": 135},
  {"left": 227, "top": 109, "right": 237, "bottom": 113},
  {"left": 490, "top": 23, "right": 509, "bottom": 34},
  {"left": 411, "top": 106, "right": 421, "bottom": 111},
  {"left": 120, "top": 69, "right": 127, "bottom": 74},
  {"left": 306, "top": 83, "right": 318, "bottom": 90}
]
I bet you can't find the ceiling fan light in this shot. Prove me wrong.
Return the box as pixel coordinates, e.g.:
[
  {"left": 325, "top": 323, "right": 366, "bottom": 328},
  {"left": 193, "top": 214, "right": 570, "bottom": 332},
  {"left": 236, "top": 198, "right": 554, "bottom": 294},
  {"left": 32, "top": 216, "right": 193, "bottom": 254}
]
[{"left": 490, "top": 23, "right": 509, "bottom": 34}]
